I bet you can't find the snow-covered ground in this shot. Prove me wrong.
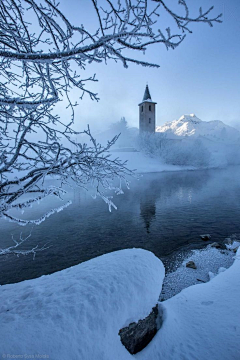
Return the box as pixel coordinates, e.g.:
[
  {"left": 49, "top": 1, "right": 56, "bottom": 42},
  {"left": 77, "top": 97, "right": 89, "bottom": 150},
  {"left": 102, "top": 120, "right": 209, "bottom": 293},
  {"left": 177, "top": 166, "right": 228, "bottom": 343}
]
[
  {"left": 110, "top": 150, "right": 195, "bottom": 173},
  {"left": 0, "top": 249, "right": 164, "bottom": 360},
  {"left": 0, "top": 246, "right": 239, "bottom": 360},
  {"left": 140, "top": 247, "right": 240, "bottom": 360}
]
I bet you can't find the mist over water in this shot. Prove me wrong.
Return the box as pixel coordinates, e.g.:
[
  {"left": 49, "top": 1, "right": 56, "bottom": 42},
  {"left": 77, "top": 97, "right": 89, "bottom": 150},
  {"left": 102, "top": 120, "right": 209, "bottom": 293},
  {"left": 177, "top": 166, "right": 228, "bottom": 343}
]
[{"left": 1, "top": 166, "right": 240, "bottom": 285}]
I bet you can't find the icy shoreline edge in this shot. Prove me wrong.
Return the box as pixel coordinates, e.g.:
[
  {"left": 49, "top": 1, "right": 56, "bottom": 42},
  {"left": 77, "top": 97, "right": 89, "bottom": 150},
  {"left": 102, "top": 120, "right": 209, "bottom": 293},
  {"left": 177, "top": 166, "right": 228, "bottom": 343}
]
[{"left": 0, "top": 247, "right": 239, "bottom": 359}]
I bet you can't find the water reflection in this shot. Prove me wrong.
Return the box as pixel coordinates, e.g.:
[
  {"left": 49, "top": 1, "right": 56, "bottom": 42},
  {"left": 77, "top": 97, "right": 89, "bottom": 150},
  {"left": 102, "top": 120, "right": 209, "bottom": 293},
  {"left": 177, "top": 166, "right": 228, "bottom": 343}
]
[
  {"left": 1, "top": 166, "right": 240, "bottom": 285},
  {"left": 140, "top": 170, "right": 209, "bottom": 233},
  {"left": 140, "top": 197, "right": 156, "bottom": 233}
]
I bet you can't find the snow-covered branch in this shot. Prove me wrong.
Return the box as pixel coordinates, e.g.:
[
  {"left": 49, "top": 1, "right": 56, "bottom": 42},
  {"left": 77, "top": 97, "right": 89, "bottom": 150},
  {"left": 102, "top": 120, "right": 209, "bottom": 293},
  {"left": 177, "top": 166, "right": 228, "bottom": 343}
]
[
  {"left": 0, "top": 0, "right": 221, "bottom": 226},
  {"left": 0, "top": 230, "right": 50, "bottom": 258}
]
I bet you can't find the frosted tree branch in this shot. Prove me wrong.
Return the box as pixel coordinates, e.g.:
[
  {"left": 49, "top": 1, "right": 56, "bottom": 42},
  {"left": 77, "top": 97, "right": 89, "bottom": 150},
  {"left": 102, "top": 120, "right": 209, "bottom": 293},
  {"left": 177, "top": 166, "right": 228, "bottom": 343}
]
[
  {"left": 0, "top": 230, "right": 51, "bottom": 258},
  {"left": 0, "top": 0, "right": 221, "bottom": 226}
]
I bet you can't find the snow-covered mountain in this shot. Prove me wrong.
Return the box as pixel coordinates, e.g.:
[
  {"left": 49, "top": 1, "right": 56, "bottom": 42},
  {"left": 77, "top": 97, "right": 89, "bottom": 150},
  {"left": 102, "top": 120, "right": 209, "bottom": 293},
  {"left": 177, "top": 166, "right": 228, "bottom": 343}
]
[{"left": 156, "top": 114, "right": 240, "bottom": 143}]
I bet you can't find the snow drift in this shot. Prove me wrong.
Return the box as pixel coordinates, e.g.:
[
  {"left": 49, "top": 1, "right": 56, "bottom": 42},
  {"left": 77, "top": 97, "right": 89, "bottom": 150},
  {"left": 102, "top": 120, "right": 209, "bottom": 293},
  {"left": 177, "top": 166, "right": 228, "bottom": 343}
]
[
  {"left": 1, "top": 247, "right": 239, "bottom": 359},
  {"left": 0, "top": 249, "right": 164, "bottom": 360},
  {"left": 139, "top": 247, "right": 240, "bottom": 360}
]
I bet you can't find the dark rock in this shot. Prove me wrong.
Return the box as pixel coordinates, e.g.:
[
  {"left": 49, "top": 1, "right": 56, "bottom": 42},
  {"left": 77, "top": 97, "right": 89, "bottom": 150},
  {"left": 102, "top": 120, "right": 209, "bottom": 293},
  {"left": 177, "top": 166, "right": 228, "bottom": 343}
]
[
  {"left": 118, "top": 304, "right": 163, "bottom": 354},
  {"left": 200, "top": 234, "right": 211, "bottom": 241},
  {"left": 186, "top": 260, "right": 197, "bottom": 269},
  {"left": 210, "top": 242, "right": 222, "bottom": 249},
  {"left": 233, "top": 246, "right": 239, "bottom": 253}
]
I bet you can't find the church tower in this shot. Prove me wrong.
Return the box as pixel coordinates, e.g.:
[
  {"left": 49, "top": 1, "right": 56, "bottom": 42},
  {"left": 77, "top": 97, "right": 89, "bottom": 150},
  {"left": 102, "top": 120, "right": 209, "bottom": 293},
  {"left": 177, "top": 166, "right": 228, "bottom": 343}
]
[{"left": 139, "top": 85, "right": 157, "bottom": 133}]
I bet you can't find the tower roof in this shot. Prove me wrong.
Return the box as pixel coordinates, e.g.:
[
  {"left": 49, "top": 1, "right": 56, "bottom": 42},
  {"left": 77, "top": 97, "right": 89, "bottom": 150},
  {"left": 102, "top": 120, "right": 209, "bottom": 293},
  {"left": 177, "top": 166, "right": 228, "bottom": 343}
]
[
  {"left": 143, "top": 84, "right": 152, "bottom": 101},
  {"left": 138, "top": 84, "right": 157, "bottom": 106}
]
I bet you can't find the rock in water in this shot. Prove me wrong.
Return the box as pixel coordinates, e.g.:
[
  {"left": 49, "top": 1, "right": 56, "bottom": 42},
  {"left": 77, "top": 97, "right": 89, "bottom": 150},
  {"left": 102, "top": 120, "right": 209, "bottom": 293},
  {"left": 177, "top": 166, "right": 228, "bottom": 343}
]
[
  {"left": 118, "top": 304, "right": 162, "bottom": 354},
  {"left": 200, "top": 234, "right": 211, "bottom": 241},
  {"left": 210, "top": 242, "right": 221, "bottom": 249},
  {"left": 186, "top": 261, "right": 197, "bottom": 269},
  {"left": 233, "top": 246, "right": 239, "bottom": 253}
]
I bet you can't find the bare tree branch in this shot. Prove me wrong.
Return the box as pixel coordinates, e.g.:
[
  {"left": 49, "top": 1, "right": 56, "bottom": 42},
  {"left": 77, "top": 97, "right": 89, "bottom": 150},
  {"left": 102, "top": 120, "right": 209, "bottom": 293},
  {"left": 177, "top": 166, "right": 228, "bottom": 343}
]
[{"left": 0, "top": 0, "right": 221, "bottom": 226}]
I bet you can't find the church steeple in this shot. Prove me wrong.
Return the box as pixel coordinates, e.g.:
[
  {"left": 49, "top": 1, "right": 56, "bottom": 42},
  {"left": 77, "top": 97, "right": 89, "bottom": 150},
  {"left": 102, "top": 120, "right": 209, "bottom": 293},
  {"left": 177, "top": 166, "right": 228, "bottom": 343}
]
[
  {"left": 142, "top": 84, "right": 152, "bottom": 101},
  {"left": 138, "top": 84, "right": 157, "bottom": 133}
]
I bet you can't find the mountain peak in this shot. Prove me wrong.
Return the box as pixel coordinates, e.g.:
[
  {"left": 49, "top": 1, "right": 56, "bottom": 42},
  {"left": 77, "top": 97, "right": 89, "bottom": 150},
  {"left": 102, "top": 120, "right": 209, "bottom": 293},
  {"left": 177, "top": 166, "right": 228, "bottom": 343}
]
[
  {"left": 156, "top": 115, "right": 240, "bottom": 143},
  {"left": 178, "top": 114, "right": 201, "bottom": 123}
]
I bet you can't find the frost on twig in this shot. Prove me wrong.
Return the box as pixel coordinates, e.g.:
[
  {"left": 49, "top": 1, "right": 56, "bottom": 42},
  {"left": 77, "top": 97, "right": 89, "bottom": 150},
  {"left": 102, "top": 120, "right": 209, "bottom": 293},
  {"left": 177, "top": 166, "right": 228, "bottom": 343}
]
[{"left": 0, "top": 230, "right": 51, "bottom": 259}]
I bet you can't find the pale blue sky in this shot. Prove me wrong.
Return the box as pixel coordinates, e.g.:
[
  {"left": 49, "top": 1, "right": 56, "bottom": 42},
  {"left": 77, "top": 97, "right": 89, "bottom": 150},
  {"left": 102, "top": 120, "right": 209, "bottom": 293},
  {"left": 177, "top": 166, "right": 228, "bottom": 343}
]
[{"left": 59, "top": 0, "right": 240, "bottom": 131}]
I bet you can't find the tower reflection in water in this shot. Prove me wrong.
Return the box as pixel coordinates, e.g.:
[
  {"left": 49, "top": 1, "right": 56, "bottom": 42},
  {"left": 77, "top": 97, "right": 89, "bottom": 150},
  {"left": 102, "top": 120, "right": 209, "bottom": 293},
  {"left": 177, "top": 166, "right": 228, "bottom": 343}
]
[{"left": 140, "top": 196, "right": 156, "bottom": 233}]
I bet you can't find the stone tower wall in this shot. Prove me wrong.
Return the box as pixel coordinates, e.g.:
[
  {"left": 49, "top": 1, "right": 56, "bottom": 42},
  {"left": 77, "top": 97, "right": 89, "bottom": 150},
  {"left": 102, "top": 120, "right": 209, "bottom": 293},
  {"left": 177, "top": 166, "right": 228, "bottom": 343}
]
[{"left": 139, "top": 102, "right": 156, "bottom": 133}]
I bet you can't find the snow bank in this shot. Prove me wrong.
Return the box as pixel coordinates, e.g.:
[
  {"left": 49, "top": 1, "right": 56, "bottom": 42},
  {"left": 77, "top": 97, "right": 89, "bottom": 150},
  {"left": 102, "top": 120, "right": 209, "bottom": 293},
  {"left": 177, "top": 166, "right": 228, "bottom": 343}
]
[
  {"left": 0, "top": 249, "right": 164, "bottom": 360},
  {"left": 1, "top": 247, "right": 240, "bottom": 359},
  {"left": 137, "top": 247, "right": 240, "bottom": 360}
]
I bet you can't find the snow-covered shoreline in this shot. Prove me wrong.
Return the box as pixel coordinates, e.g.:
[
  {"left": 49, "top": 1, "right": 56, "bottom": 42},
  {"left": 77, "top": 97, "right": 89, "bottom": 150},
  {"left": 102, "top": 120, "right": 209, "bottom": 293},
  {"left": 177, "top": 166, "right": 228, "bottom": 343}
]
[
  {"left": 110, "top": 150, "right": 196, "bottom": 173},
  {"left": 145, "top": 246, "right": 240, "bottom": 360},
  {"left": 110, "top": 150, "right": 240, "bottom": 175},
  {"left": 161, "top": 240, "right": 239, "bottom": 301},
  {"left": 0, "top": 244, "right": 239, "bottom": 359}
]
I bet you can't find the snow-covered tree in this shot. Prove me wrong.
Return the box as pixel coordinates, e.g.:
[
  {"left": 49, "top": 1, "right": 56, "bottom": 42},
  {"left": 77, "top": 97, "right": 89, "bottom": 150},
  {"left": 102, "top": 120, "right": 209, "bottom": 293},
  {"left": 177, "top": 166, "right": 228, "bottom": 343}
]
[
  {"left": 109, "top": 117, "right": 128, "bottom": 135},
  {"left": 138, "top": 132, "right": 167, "bottom": 157},
  {"left": 111, "top": 117, "right": 128, "bottom": 132},
  {"left": 139, "top": 132, "right": 211, "bottom": 167},
  {"left": 0, "top": 0, "right": 222, "bottom": 228},
  {"left": 162, "top": 138, "right": 211, "bottom": 167}
]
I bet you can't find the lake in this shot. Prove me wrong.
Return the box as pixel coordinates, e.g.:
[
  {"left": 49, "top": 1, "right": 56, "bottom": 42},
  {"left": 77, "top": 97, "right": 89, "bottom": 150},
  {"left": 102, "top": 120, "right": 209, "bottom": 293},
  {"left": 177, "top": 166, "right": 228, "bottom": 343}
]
[{"left": 1, "top": 166, "right": 240, "bottom": 285}]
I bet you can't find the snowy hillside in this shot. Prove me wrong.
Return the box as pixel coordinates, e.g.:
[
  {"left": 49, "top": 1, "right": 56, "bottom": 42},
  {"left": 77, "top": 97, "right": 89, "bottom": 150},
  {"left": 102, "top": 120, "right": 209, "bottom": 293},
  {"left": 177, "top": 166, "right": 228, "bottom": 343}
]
[{"left": 156, "top": 114, "right": 240, "bottom": 144}]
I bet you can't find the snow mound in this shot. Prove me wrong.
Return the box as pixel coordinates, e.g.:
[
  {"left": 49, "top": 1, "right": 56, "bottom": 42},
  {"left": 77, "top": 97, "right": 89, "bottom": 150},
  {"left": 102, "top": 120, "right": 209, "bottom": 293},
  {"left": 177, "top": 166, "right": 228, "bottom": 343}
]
[
  {"left": 156, "top": 114, "right": 240, "bottom": 143},
  {"left": 0, "top": 249, "right": 164, "bottom": 360},
  {"left": 1, "top": 247, "right": 240, "bottom": 359},
  {"left": 138, "top": 247, "right": 240, "bottom": 360}
]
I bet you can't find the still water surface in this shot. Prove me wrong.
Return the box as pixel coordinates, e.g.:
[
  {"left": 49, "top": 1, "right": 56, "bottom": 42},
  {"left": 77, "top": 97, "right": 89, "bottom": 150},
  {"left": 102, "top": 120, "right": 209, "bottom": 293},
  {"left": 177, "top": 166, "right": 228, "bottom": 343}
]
[{"left": 1, "top": 166, "right": 240, "bottom": 285}]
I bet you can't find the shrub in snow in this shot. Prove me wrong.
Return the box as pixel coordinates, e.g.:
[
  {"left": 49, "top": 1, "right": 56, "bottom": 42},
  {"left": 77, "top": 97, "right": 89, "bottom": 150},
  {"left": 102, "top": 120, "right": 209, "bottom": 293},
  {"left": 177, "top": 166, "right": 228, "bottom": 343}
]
[
  {"left": 137, "top": 132, "right": 167, "bottom": 158},
  {"left": 138, "top": 133, "right": 211, "bottom": 168},
  {"left": 162, "top": 138, "right": 211, "bottom": 167}
]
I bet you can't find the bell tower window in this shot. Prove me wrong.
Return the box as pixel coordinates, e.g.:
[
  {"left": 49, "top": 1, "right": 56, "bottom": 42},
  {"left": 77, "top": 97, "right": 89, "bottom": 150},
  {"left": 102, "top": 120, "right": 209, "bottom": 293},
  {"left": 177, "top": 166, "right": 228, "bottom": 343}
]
[
  {"left": 149, "top": 118, "right": 151, "bottom": 123},
  {"left": 141, "top": 106, "right": 143, "bottom": 112},
  {"left": 149, "top": 105, "right": 151, "bottom": 111}
]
